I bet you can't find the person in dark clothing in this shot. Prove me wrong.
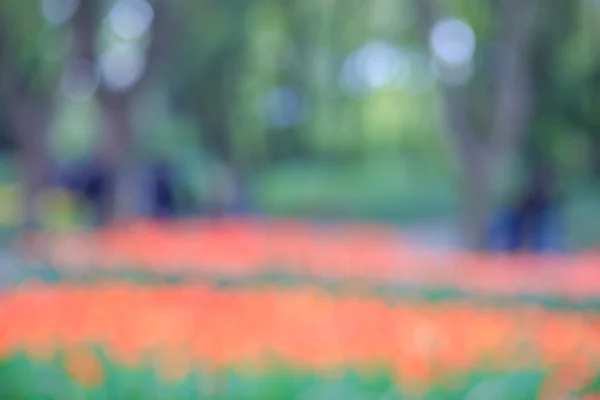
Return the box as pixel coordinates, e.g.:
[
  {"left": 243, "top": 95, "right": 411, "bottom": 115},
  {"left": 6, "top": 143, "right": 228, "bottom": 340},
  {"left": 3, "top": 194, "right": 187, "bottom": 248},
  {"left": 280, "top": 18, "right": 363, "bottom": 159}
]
[
  {"left": 148, "top": 162, "right": 176, "bottom": 219},
  {"left": 57, "top": 160, "right": 178, "bottom": 224},
  {"left": 507, "top": 163, "right": 556, "bottom": 251},
  {"left": 58, "top": 161, "right": 111, "bottom": 225},
  {"left": 487, "top": 161, "right": 564, "bottom": 253}
]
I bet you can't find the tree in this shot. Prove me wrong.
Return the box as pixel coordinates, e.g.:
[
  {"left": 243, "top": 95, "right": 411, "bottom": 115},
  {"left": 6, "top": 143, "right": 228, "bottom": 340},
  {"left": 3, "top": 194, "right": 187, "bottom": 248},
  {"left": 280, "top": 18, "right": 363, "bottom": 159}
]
[
  {"left": 0, "top": 1, "right": 61, "bottom": 230},
  {"left": 69, "top": 0, "right": 174, "bottom": 222},
  {"left": 413, "top": 0, "right": 571, "bottom": 248}
]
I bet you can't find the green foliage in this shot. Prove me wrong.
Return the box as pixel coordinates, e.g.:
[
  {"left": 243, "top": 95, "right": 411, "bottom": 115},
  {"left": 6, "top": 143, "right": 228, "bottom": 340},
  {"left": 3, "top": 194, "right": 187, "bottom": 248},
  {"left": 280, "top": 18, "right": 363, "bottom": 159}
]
[
  {"left": 0, "top": 0, "right": 64, "bottom": 95},
  {"left": 0, "top": 352, "right": 569, "bottom": 400},
  {"left": 50, "top": 100, "right": 104, "bottom": 161},
  {"left": 0, "top": 353, "right": 87, "bottom": 399}
]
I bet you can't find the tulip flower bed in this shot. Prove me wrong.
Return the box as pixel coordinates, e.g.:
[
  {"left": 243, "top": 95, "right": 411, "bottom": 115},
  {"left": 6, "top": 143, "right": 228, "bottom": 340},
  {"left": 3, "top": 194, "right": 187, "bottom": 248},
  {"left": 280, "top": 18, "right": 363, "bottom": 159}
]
[
  {"left": 2, "top": 283, "right": 600, "bottom": 399},
  {"left": 25, "top": 218, "right": 600, "bottom": 298},
  {"left": 10, "top": 218, "right": 600, "bottom": 398}
]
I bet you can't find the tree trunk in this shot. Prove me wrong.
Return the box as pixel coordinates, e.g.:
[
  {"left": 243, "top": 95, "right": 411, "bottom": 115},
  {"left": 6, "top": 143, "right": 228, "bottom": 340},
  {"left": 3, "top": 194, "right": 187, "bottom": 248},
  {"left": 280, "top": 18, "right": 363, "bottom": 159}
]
[
  {"left": 460, "top": 146, "right": 493, "bottom": 249},
  {"left": 8, "top": 98, "right": 52, "bottom": 231},
  {"left": 1, "top": 23, "right": 53, "bottom": 231},
  {"left": 440, "top": 86, "right": 495, "bottom": 249},
  {"left": 98, "top": 91, "right": 138, "bottom": 223}
]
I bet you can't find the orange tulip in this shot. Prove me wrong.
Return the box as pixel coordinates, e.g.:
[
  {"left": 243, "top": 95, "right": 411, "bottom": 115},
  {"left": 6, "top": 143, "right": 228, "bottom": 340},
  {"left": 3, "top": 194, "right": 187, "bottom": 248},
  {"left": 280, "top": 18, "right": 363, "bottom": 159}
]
[{"left": 63, "top": 347, "right": 105, "bottom": 388}]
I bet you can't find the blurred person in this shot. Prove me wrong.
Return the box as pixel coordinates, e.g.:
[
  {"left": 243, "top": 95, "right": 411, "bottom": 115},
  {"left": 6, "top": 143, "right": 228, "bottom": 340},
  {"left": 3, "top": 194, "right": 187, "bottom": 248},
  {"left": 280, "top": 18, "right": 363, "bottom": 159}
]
[
  {"left": 58, "top": 159, "right": 178, "bottom": 225},
  {"left": 57, "top": 158, "right": 111, "bottom": 225},
  {"left": 486, "top": 160, "right": 565, "bottom": 253},
  {"left": 147, "top": 161, "right": 177, "bottom": 219}
]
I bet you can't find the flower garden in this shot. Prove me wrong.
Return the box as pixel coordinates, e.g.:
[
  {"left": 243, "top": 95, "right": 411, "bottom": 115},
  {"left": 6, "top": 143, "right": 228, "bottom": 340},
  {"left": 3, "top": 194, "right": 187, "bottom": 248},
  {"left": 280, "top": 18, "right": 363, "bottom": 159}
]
[{"left": 3, "top": 218, "right": 600, "bottom": 399}]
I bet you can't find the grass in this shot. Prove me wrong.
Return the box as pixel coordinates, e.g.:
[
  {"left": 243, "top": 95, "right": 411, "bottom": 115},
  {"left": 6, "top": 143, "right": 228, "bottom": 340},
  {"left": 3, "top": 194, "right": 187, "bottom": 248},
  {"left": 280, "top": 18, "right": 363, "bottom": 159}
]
[{"left": 251, "top": 158, "right": 460, "bottom": 222}]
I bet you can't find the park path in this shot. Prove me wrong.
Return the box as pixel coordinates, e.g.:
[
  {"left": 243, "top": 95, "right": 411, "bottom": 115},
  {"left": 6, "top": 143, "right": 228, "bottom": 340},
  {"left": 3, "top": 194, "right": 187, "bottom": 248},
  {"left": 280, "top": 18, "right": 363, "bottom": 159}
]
[{"left": 401, "top": 218, "right": 463, "bottom": 251}]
